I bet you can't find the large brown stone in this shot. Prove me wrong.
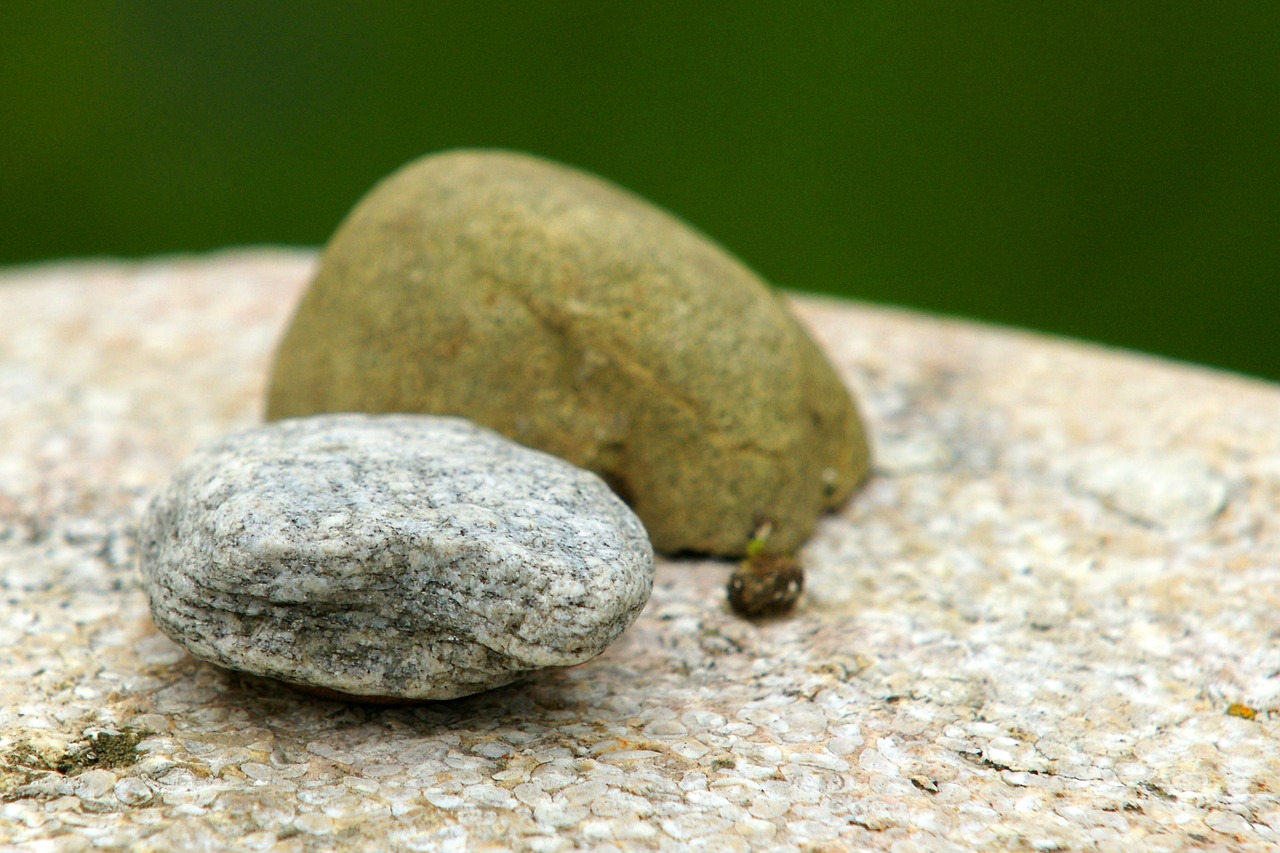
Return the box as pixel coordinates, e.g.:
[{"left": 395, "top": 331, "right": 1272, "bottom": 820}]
[{"left": 265, "top": 150, "right": 869, "bottom": 556}]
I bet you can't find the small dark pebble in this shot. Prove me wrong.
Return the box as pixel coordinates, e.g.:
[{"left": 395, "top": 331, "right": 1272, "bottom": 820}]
[{"left": 727, "top": 554, "right": 804, "bottom": 618}]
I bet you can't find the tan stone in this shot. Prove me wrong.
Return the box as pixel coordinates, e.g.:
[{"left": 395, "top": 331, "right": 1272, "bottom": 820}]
[{"left": 266, "top": 150, "right": 869, "bottom": 555}]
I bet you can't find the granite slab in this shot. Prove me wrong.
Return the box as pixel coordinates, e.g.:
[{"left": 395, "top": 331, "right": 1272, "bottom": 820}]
[{"left": 1, "top": 250, "right": 1277, "bottom": 851}]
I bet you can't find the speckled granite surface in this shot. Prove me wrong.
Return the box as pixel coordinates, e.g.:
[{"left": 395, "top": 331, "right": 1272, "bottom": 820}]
[{"left": 1, "top": 250, "right": 1278, "bottom": 851}]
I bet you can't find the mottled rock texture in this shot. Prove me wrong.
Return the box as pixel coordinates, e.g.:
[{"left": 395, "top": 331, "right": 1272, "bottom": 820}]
[
  {"left": 139, "top": 414, "right": 654, "bottom": 700},
  {"left": 3, "top": 252, "right": 1280, "bottom": 851},
  {"left": 266, "top": 150, "right": 869, "bottom": 556}
]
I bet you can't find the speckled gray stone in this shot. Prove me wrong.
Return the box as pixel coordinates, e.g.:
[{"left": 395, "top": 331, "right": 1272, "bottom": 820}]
[{"left": 138, "top": 414, "right": 654, "bottom": 701}]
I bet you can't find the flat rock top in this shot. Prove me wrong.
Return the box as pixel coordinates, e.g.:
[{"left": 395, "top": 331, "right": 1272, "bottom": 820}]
[{"left": 1, "top": 250, "right": 1278, "bottom": 851}]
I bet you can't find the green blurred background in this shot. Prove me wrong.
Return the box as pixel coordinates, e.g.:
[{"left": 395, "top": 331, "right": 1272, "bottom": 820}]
[{"left": 3, "top": 2, "right": 1277, "bottom": 380}]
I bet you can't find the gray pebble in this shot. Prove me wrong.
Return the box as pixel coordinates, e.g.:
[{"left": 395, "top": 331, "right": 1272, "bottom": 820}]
[{"left": 138, "top": 414, "right": 654, "bottom": 700}]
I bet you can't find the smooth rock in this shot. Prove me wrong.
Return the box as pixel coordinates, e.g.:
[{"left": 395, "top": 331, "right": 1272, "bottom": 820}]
[
  {"left": 138, "top": 414, "right": 654, "bottom": 700},
  {"left": 265, "top": 149, "right": 869, "bottom": 556}
]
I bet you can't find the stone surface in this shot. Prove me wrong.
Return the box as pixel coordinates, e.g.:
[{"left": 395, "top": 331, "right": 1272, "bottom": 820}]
[
  {"left": 2, "top": 250, "right": 1280, "bottom": 851},
  {"left": 266, "top": 150, "right": 868, "bottom": 557},
  {"left": 139, "top": 414, "right": 654, "bottom": 701}
]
